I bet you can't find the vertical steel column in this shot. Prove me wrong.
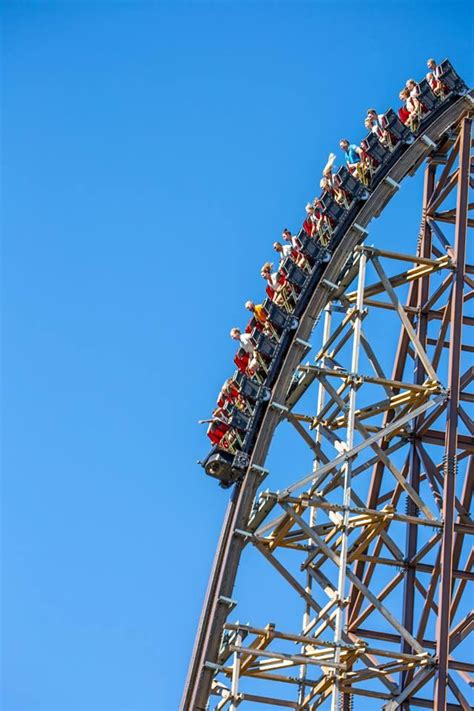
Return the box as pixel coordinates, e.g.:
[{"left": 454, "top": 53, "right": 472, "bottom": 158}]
[
  {"left": 230, "top": 631, "right": 242, "bottom": 711},
  {"left": 331, "top": 250, "right": 367, "bottom": 711},
  {"left": 299, "top": 304, "right": 333, "bottom": 706},
  {"left": 400, "top": 162, "right": 436, "bottom": 706},
  {"left": 434, "top": 116, "right": 471, "bottom": 710}
]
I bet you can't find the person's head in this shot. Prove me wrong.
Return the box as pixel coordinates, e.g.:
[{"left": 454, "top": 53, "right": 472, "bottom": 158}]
[
  {"left": 367, "top": 108, "right": 377, "bottom": 118},
  {"left": 282, "top": 228, "right": 292, "bottom": 241},
  {"left": 427, "top": 58, "right": 436, "bottom": 70},
  {"left": 339, "top": 139, "right": 349, "bottom": 151},
  {"left": 260, "top": 262, "right": 273, "bottom": 277},
  {"left": 364, "top": 117, "right": 372, "bottom": 129},
  {"left": 273, "top": 241, "right": 283, "bottom": 253},
  {"left": 320, "top": 177, "right": 329, "bottom": 190},
  {"left": 230, "top": 327, "right": 241, "bottom": 340},
  {"left": 245, "top": 300, "right": 255, "bottom": 312},
  {"left": 406, "top": 79, "right": 416, "bottom": 90},
  {"left": 305, "top": 202, "right": 314, "bottom": 213},
  {"left": 399, "top": 88, "right": 409, "bottom": 100}
]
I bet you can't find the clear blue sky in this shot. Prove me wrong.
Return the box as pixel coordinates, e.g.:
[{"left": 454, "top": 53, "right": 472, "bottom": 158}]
[{"left": 1, "top": 2, "right": 473, "bottom": 710}]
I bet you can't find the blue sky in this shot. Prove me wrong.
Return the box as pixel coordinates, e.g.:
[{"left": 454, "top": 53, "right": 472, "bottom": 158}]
[{"left": 1, "top": 2, "right": 473, "bottom": 710}]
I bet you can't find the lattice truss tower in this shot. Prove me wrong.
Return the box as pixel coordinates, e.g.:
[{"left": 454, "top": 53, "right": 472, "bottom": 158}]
[{"left": 186, "top": 113, "right": 473, "bottom": 710}]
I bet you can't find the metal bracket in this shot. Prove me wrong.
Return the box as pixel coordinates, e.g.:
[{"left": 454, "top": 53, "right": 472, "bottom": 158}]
[
  {"left": 295, "top": 337, "right": 312, "bottom": 349},
  {"left": 234, "top": 529, "right": 253, "bottom": 540},
  {"left": 353, "top": 222, "right": 369, "bottom": 236},
  {"left": 250, "top": 464, "right": 269, "bottom": 476},
  {"left": 421, "top": 135, "right": 437, "bottom": 150},
  {"left": 322, "top": 278, "right": 340, "bottom": 292},
  {"left": 384, "top": 176, "right": 400, "bottom": 190},
  {"left": 270, "top": 402, "right": 289, "bottom": 413},
  {"left": 218, "top": 596, "right": 237, "bottom": 610},
  {"left": 204, "top": 661, "right": 225, "bottom": 672}
]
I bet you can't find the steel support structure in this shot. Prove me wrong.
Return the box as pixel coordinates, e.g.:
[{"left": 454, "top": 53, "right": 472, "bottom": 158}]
[
  {"left": 434, "top": 117, "right": 472, "bottom": 711},
  {"left": 184, "top": 112, "right": 473, "bottom": 710}
]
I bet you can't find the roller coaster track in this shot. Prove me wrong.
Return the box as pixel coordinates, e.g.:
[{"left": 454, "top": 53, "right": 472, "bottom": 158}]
[{"left": 182, "top": 89, "right": 474, "bottom": 710}]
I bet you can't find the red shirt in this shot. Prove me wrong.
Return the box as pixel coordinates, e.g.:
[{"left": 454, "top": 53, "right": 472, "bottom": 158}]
[
  {"left": 303, "top": 218, "right": 313, "bottom": 235},
  {"left": 398, "top": 106, "right": 410, "bottom": 124}
]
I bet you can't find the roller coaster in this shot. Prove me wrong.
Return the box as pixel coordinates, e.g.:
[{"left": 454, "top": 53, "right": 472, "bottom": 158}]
[{"left": 183, "top": 60, "right": 474, "bottom": 710}]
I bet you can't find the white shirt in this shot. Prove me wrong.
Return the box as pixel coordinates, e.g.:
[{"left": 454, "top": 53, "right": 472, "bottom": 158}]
[
  {"left": 369, "top": 114, "right": 384, "bottom": 133},
  {"left": 268, "top": 272, "right": 280, "bottom": 289},
  {"left": 239, "top": 333, "right": 255, "bottom": 354}
]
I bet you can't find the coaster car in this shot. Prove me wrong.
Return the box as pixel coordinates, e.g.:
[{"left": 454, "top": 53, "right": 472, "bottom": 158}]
[
  {"left": 280, "top": 257, "right": 308, "bottom": 290},
  {"left": 201, "top": 448, "right": 249, "bottom": 488},
  {"left": 232, "top": 369, "right": 271, "bottom": 404},
  {"left": 361, "top": 131, "right": 390, "bottom": 165},
  {"left": 295, "top": 229, "right": 321, "bottom": 263},
  {"left": 381, "top": 108, "right": 413, "bottom": 148},
  {"left": 334, "top": 166, "right": 367, "bottom": 202},
  {"left": 263, "top": 297, "right": 298, "bottom": 335},
  {"left": 438, "top": 59, "right": 468, "bottom": 94},
  {"left": 417, "top": 78, "right": 439, "bottom": 112},
  {"left": 319, "top": 191, "right": 346, "bottom": 223}
]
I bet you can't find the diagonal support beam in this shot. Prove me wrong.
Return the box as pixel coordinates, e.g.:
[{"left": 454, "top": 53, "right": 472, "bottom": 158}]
[
  {"left": 287, "top": 396, "right": 445, "bottom": 495},
  {"left": 314, "top": 373, "right": 438, "bottom": 521},
  {"left": 371, "top": 255, "right": 439, "bottom": 382},
  {"left": 279, "top": 502, "right": 427, "bottom": 655}
]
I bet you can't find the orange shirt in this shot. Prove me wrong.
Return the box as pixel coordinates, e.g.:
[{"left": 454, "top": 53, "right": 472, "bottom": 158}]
[{"left": 254, "top": 304, "right": 267, "bottom": 324}]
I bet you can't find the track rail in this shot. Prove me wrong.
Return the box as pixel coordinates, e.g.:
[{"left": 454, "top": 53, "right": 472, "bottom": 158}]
[{"left": 181, "top": 90, "right": 474, "bottom": 711}]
